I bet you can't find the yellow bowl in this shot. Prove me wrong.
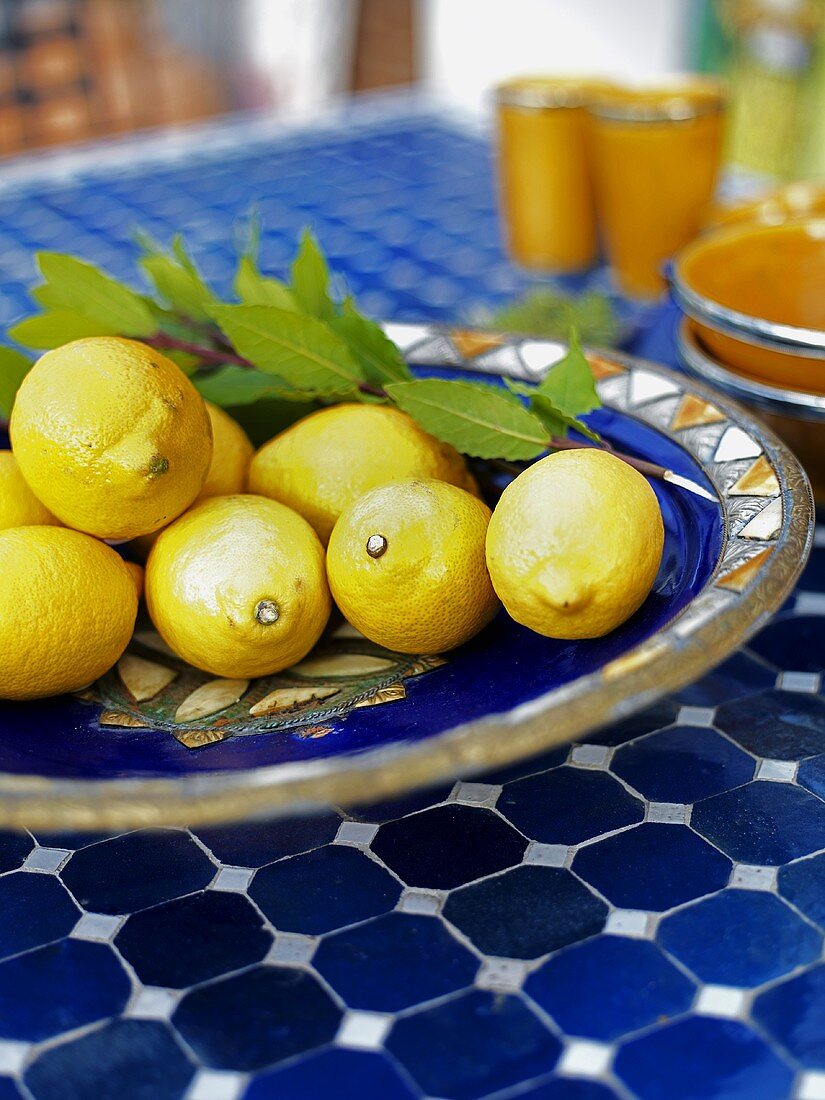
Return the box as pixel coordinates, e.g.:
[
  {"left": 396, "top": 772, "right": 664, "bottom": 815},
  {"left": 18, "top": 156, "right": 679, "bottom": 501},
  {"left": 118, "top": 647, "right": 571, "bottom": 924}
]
[{"left": 671, "top": 219, "right": 825, "bottom": 395}]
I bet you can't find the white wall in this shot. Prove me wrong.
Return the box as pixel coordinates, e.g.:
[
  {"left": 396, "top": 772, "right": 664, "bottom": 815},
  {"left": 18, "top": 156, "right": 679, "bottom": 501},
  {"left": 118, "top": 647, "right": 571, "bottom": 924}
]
[{"left": 420, "top": 0, "right": 694, "bottom": 113}]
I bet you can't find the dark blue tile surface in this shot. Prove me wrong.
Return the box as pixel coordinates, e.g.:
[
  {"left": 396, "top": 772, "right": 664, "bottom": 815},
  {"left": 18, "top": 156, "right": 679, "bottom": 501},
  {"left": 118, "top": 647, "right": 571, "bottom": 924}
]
[
  {"left": 692, "top": 781, "right": 825, "bottom": 864},
  {"left": 517, "top": 1082, "right": 620, "bottom": 1100},
  {"left": 673, "top": 652, "right": 777, "bottom": 707},
  {"left": 249, "top": 845, "right": 401, "bottom": 934},
  {"left": 371, "top": 805, "right": 527, "bottom": 889},
  {"left": 572, "top": 824, "right": 731, "bottom": 911},
  {"left": 0, "top": 1081, "right": 22, "bottom": 1100},
  {"left": 611, "top": 727, "right": 754, "bottom": 803},
  {"left": 23, "top": 1020, "right": 195, "bottom": 1100},
  {"left": 778, "top": 851, "right": 825, "bottom": 926},
  {"left": 497, "top": 767, "right": 644, "bottom": 844},
  {"left": 526, "top": 936, "right": 695, "bottom": 1040},
  {"left": 615, "top": 1017, "right": 794, "bottom": 1100},
  {"left": 585, "top": 701, "right": 680, "bottom": 747},
  {"left": 752, "top": 964, "right": 825, "bottom": 1067},
  {"left": 0, "top": 872, "right": 79, "bottom": 959},
  {"left": 748, "top": 616, "right": 825, "bottom": 674},
  {"left": 172, "top": 965, "right": 342, "bottom": 1071},
  {"left": 714, "top": 691, "right": 825, "bottom": 760},
  {"left": 115, "top": 890, "right": 272, "bottom": 988},
  {"left": 799, "top": 754, "right": 825, "bottom": 800},
  {"left": 191, "top": 814, "right": 341, "bottom": 867},
  {"left": 244, "top": 1049, "right": 419, "bottom": 1100},
  {"left": 443, "top": 865, "right": 607, "bottom": 959},
  {"left": 0, "top": 831, "right": 33, "bottom": 874},
  {"left": 386, "top": 990, "right": 562, "bottom": 1100},
  {"left": 657, "top": 889, "right": 822, "bottom": 986}
]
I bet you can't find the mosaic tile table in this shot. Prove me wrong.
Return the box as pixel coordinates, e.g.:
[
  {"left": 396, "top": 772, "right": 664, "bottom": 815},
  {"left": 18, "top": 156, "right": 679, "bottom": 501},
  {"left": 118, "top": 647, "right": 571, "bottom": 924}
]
[{"left": 0, "top": 97, "right": 823, "bottom": 1100}]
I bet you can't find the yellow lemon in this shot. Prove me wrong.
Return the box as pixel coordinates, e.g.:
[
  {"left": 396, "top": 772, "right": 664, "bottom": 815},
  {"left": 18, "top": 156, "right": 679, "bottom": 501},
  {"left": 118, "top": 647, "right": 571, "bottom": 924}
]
[
  {"left": 0, "top": 526, "right": 138, "bottom": 700},
  {"left": 486, "top": 449, "right": 664, "bottom": 639},
  {"left": 10, "top": 337, "right": 213, "bottom": 541},
  {"left": 248, "top": 403, "right": 480, "bottom": 544},
  {"left": 124, "top": 561, "right": 145, "bottom": 600},
  {"left": 145, "top": 494, "right": 331, "bottom": 678},
  {"left": 327, "top": 478, "right": 499, "bottom": 654},
  {"left": 0, "top": 450, "right": 61, "bottom": 531}
]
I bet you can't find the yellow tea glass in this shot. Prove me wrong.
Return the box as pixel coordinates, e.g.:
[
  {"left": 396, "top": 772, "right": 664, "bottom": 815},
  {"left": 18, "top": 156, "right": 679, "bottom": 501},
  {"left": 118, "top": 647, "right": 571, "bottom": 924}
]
[
  {"left": 495, "top": 77, "right": 612, "bottom": 273},
  {"left": 588, "top": 79, "right": 727, "bottom": 299}
]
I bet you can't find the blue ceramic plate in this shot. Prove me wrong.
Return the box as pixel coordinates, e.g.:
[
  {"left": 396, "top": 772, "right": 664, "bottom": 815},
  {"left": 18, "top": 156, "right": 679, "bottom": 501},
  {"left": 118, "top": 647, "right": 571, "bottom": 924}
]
[{"left": 0, "top": 325, "right": 813, "bottom": 830}]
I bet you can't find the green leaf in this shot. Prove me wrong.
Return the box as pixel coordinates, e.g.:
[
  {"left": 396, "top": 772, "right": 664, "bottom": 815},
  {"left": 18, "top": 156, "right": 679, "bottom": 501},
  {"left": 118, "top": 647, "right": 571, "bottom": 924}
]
[
  {"left": 211, "top": 305, "right": 364, "bottom": 396},
  {"left": 0, "top": 347, "right": 31, "bottom": 419},
  {"left": 234, "top": 257, "right": 298, "bottom": 311},
  {"left": 504, "top": 377, "right": 602, "bottom": 444},
  {"left": 10, "top": 310, "right": 116, "bottom": 349},
  {"left": 386, "top": 378, "right": 548, "bottom": 460},
  {"left": 536, "top": 331, "right": 600, "bottom": 418},
  {"left": 140, "top": 253, "right": 217, "bottom": 323},
  {"left": 34, "top": 253, "right": 156, "bottom": 336},
  {"left": 490, "top": 288, "right": 620, "bottom": 346},
  {"left": 193, "top": 364, "right": 305, "bottom": 407},
  {"left": 330, "top": 306, "right": 411, "bottom": 387},
  {"left": 290, "top": 228, "right": 335, "bottom": 319}
]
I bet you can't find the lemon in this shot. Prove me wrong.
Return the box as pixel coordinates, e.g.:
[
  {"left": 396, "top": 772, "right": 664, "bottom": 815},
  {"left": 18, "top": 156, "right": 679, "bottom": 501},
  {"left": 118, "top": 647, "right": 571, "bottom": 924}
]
[
  {"left": 0, "top": 450, "right": 61, "bottom": 531},
  {"left": 0, "top": 527, "right": 138, "bottom": 700},
  {"left": 327, "top": 478, "right": 499, "bottom": 654},
  {"left": 124, "top": 561, "right": 144, "bottom": 600},
  {"left": 10, "top": 337, "right": 213, "bottom": 541},
  {"left": 145, "top": 494, "right": 331, "bottom": 678},
  {"left": 486, "top": 449, "right": 664, "bottom": 639},
  {"left": 248, "top": 403, "right": 480, "bottom": 544}
]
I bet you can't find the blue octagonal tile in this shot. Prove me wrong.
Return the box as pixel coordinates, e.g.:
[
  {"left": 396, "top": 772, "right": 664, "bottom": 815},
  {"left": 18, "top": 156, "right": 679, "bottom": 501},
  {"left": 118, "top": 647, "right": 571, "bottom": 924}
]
[
  {"left": 799, "top": 755, "right": 825, "bottom": 800},
  {"left": 525, "top": 936, "right": 695, "bottom": 1040},
  {"left": 313, "top": 911, "right": 477, "bottom": 1011},
  {"left": 714, "top": 691, "right": 825, "bottom": 760},
  {"left": 0, "top": 939, "right": 130, "bottom": 1042},
  {"left": 752, "top": 964, "right": 825, "bottom": 1067},
  {"left": 443, "top": 865, "right": 607, "bottom": 959},
  {"left": 24, "top": 1019, "right": 195, "bottom": 1100},
  {"left": 0, "top": 830, "right": 33, "bottom": 874},
  {"left": 244, "top": 1048, "right": 418, "bottom": 1100},
  {"left": 572, "top": 824, "right": 731, "bottom": 911},
  {"left": 517, "top": 1082, "right": 620, "bottom": 1100},
  {"left": 192, "top": 814, "right": 341, "bottom": 867},
  {"left": 800, "top": 545, "right": 825, "bottom": 592},
  {"left": 60, "top": 829, "right": 215, "bottom": 915},
  {"left": 585, "top": 701, "right": 679, "bottom": 747},
  {"left": 748, "top": 616, "right": 825, "bottom": 675},
  {"left": 0, "top": 1080, "right": 21, "bottom": 1100},
  {"left": 172, "top": 965, "right": 341, "bottom": 1071},
  {"left": 658, "top": 889, "right": 822, "bottom": 986},
  {"left": 346, "top": 781, "right": 455, "bottom": 824},
  {"left": 674, "top": 651, "right": 776, "bottom": 707},
  {"left": 692, "top": 781, "right": 825, "bottom": 864},
  {"left": 497, "top": 767, "right": 644, "bottom": 845},
  {"left": 612, "top": 727, "right": 754, "bottom": 803},
  {"left": 0, "top": 872, "right": 79, "bottom": 960},
  {"left": 370, "top": 805, "right": 527, "bottom": 889},
  {"left": 115, "top": 890, "right": 272, "bottom": 988},
  {"left": 249, "top": 845, "right": 400, "bottom": 935},
  {"left": 386, "top": 989, "right": 561, "bottom": 1100},
  {"left": 778, "top": 852, "right": 825, "bottom": 926}
]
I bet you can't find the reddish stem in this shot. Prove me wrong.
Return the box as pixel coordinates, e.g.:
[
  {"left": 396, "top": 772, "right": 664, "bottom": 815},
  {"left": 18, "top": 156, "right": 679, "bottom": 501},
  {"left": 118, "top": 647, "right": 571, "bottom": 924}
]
[{"left": 147, "top": 331, "right": 252, "bottom": 368}]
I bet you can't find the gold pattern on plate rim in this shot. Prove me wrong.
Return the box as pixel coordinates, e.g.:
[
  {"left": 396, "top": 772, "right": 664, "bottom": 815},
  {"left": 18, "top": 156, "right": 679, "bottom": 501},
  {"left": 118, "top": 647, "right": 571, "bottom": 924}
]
[{"left": 0, "top": 327, "right": 813, "bottom": 830}]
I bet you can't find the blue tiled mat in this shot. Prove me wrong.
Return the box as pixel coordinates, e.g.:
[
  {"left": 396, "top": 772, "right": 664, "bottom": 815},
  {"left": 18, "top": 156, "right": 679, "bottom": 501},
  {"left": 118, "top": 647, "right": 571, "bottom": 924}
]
[{"left": 0, "top": 100, "right": 822, "bottom": 1100}]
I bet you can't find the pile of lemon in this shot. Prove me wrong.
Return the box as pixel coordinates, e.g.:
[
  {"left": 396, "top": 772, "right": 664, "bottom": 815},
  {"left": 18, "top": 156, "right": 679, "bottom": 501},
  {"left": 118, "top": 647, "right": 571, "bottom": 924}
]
[{"left": 0, "top": 337, "right": 664, "bottom": 702}]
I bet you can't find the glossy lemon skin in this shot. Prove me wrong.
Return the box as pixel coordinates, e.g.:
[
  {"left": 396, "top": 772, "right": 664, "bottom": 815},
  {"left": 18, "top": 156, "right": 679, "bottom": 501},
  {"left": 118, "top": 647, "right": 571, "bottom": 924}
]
[
  {"left": 145, "top": 494, "right": 331, "bottom": 678},
  {"left": 248, "top": 403, "right": 480, "bottom": 545},
  {"left": 0, "top": 451, "right": 61, "bottom": 531},
  {"left": 327, "top": 478, "right": 499, "bottom": 654},
  {"left": 0, "top": 526, "right": 138, "bottom": 700},
  {"left": 486, "top": 449, "right": 664, "bottom": 639},
  {"left": 10, "top": 337, "right": 213, "bottom": 541}
]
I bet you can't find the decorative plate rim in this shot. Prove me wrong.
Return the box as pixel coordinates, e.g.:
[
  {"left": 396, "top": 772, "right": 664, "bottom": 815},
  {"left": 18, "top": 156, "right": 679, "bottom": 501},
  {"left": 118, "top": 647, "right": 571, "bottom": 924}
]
[{"left": 0, "top": 325, "right": 813, "bottom": 830}]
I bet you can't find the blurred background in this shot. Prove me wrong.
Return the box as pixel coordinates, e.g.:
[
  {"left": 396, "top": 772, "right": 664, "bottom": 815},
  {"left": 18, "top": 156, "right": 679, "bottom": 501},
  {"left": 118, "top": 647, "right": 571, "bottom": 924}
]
[{"left": 0, "top": 0, "right": 822, "bottom": 181}]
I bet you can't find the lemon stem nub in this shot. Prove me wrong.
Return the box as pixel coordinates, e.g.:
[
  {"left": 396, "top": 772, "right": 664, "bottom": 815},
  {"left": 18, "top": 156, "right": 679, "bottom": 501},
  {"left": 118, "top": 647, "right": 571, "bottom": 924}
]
[
  {"left": 366, "top": 534, "right": 388, "bottom": 559},
  {"left": 255, "top": 599, "right": 280, "bottom": 625}
]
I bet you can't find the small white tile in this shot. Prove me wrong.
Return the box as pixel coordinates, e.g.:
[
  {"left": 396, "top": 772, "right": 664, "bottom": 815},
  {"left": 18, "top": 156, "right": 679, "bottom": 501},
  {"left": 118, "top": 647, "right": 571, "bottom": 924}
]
[
  {"left": 757, "top": 759, "right": 798, "bottom": 783},
  {"left": 336, "top": 1010, "right": 392, "bottom": 1050},
  {"left": 795, "top": 593, "right": 825, "bottom": 616},
  {"left": 730, "top": 864, "right": 778, "bottom": 891},
  {"left": 778, "top": 671, "right": 822, "bottom": 694},
  {"left": 71, "top": 912, "right": 122, "bottom": 942},
  {"left": 647, "top": 802, "right": 691, "bottom": 825},
  {"left": 605, "top": 910, "right": 654, "bottom": 938},
  {"left": 267, "top": 933, "right": 317, "bottom": 966},
  {"left": 335, "top": 821, "right": 379, "bottom": 847},
  {"left": 397, "top": 888, "right": 444, "bottom": 915},
  {"left": 814, "top": 526, "right": 825, "bottom": 549},
  {"left": 525, "top": 843, "right": 569, "bottom": 868},
  {"left": 211, "top": 866, "right": 254, "bottom": 893},
  {"left": 0, "top": 1040, "right": 31, "bottom": 1074},
  {"left": 570, "top": 745, "right": 612, "bottom": 768},
  {"left": 22, "top": 847, "right": 71, "bottom": 873},
  {"left": 450, "top": 781, "right": 501, "bottom": 807},
  {"left": 677, "top": 706, "right": 716, "bottom": 727},
  {"left": 127, "top": 986, "right": 178, "bottom": 1020},
  {"left": 186, "top": 1069, "right": 247, "bottom": 1100},
  {"left": 475, "top": 957, "right": 528, "bottom": 992},
  {"left": 797, "top": 1070, "right": 825, "bottom": 1099},
  {"left": 696, "top": 985, "right": 748, "bottom": 1018},
  {"left": 558, "top": 1040, "right": 614, "bottom": 1077}
]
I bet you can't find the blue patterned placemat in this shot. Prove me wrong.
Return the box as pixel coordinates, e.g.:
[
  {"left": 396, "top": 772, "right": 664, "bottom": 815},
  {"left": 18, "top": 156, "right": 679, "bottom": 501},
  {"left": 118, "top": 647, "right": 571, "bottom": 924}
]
[{"left": 0, "top": 101, "right": 822, "bottom": 1100}]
